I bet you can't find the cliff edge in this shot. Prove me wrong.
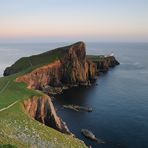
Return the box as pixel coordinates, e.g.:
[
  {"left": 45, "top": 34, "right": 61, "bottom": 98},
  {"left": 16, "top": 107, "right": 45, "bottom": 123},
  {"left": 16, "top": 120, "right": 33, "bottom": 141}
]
[
  {"left": 3, "top": 41, "right": 119, "bottom": 139},
  {"left": 15, "top": 42, "right": 97, "bottom": 90}
]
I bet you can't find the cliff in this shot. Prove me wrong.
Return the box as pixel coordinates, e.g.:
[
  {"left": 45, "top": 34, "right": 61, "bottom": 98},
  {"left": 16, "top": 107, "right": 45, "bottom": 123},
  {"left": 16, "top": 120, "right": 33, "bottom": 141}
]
[
  {"left": 60, "top": 42, "right": 96, "bottom": 85},
  {"left": 96, "top": 56, "right": 119, "bottom": 72},
  {"left": 16, "top": 42, "right": 97, "bottom": 90},
  {"left": 3, "top": 41, "right": 119, "bottom": 139},
  {"left": 87, "top": 55, "right": 120, "bottom": 73},
  {"left": 23, "top": 95, "right": 71, "bottom": 134}
]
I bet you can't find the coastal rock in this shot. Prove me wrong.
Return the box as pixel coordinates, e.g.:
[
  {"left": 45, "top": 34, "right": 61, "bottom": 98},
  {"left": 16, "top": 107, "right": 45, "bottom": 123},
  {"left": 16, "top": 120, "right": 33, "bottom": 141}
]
[
  {"left": 60, "top": 42, "right": 96, "bottom": 84},
  {"left": 6, "top": 42, "right": 119, "bottom": 137},
  {"left": 81, "top": 129, "right": 105, "bottom": 144},
  {"left": 96, "top": 56, "right": 120, "bottom": 72},
  {"left": 63, "top": 105, "right": 93, "bottom": 112},
  {"left": 1, "top": 41, "right": 120, "bottom": 148},
  {"left": 23, "top": 95, "right": 71, "bottom": 134},
  {"left": 16, "top": 60, "right": 63, "bottom": 89},
  {"left": 16, "top": 42, "right": 97, "bottom": 90}
]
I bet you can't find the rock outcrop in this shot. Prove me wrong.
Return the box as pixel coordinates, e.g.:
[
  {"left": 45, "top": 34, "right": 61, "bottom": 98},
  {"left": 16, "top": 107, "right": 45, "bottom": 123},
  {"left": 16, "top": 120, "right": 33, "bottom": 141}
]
[
  {"left": 23, "top": 95, "right": 71, "bottom": 134},
  {"left": 60, "top": 42, "right": 96, "bottom": 85},
  {"left": 91, "top": 56, "right": 120, "bottom": 72},
  {"left": 16, "top": 42, "right": 97, "bottom": 90},
  {"left": 16, "top": 60, "right": 63, "bottom": 89}
]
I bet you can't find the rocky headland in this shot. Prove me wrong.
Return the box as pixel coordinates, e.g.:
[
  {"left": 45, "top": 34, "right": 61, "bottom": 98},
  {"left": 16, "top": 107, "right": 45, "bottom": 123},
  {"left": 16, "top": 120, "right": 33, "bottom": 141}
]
[
  {"left": 15, "top": 42, "right": 97, "bottom": 90},
  {"left": 3, "top": 41, "right": 119, "bottom": 146}
]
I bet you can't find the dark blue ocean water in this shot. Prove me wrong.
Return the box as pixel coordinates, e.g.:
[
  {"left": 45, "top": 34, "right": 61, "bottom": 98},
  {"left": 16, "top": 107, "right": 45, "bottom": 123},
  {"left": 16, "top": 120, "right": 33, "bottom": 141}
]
[
  {"left": 0, "top": 42, "right": 148, "bottom": 148},
  {"left": 55, "top": 43, "right": 148, "bottom": 148}
]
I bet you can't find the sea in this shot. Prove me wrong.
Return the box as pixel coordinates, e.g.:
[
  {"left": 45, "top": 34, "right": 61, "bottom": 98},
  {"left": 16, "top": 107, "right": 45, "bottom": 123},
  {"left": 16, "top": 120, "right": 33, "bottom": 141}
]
[{"left": 0, "top": 42, "right": 148, "bottom": 148}]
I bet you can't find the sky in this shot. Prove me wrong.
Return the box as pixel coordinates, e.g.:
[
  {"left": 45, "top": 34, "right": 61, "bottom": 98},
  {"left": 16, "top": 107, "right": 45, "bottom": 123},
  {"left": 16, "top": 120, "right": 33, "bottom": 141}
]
[{"left": 0, "top": 0, "right": 148, "bottom": 43}]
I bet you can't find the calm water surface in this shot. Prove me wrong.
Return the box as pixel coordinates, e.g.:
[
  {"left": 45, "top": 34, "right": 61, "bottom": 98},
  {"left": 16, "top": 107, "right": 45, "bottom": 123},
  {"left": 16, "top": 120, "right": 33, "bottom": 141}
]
[{"left": 0, "top": 42, "right": 148, "bottom": 148}]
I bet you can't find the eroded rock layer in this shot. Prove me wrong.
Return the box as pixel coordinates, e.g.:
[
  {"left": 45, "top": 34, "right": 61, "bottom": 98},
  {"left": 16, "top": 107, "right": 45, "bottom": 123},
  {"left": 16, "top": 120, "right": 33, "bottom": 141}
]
[
  {"left": 16, "top": 42, "right": 97, "bottom": 90},
  {"left": 23, "top": 95, "right": 71, "bottom": 134},
  {"left": 95, "top": 56, "right": 120, "bottom": 72}
]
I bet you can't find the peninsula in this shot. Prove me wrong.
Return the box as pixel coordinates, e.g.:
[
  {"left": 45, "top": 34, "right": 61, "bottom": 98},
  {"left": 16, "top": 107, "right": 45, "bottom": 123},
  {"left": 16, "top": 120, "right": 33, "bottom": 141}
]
[{"left": 0, "top": 42, "right": 119, "bottom": 148}]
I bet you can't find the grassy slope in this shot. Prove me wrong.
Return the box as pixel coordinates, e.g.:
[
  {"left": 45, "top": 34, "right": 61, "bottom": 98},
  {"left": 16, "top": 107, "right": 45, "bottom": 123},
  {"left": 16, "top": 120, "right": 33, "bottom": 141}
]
[
  {"left": 87, "top": 55, "right": 105, "bottom": 63},
  {"left": 4, "top": 46, "right": 68, "bottom": 76},
  {"left": 0, "top": 48, "right": 87, "bottom": 147},
  {"left": 0, "top": 103, "right": 86, "bottom": 148}
]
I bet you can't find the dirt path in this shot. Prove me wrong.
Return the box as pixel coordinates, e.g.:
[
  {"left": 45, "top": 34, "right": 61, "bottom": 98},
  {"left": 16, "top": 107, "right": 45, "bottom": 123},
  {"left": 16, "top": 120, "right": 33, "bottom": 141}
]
[
  {"left": 0, "top": 81, "right": 18, "bottom": 112},
  {"left": 0, "top": 101, "right": 18, "bottom": 112},
  {"left": 28, "top": 58, "right": 33, "bottom": 67},
  {"left": 0, "top": 81, "right": 10, "bottom": 94}
]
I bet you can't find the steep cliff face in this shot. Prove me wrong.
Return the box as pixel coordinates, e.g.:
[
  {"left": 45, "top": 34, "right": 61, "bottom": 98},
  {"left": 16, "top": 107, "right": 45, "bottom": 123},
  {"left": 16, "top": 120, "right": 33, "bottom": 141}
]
[
  {"left": 16, "top": 60, "right": 63, "bottom": 89},
  {"left": 23, "top": 95, "right": 71, "bottom": 134},
  {"left": 60, "top": 42, "right": 96, "bottom": 85},
  {"left": 16, "top": 42, "right": 97, "bottom": 90}
]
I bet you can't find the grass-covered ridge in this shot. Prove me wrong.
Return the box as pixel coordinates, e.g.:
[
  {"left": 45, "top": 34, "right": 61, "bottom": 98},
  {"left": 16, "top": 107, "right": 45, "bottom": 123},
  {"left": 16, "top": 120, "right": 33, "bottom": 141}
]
[
  {"left": 4, "top": 41, "right": 84, "bottom": 76},
  {"left": 4, "top": 48, "right": 63, "bottom": 76},
  {"left": 87, "top": 55, "right": 105, "bottom": 62},
  {"left": 0, "top": 43, "right": 87, "bottom": 148}
]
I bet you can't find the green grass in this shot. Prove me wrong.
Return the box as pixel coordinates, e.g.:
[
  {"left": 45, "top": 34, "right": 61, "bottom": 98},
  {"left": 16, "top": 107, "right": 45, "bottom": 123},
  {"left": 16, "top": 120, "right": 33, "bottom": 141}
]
[
  {"left": 0, "top": 71, "right": 40, "bottom": 109},
  {"left": 87, "top": 55, "right": 105, "bottom": 62},
  {"left": 4, "top": 48, "right": 64, "bottom": 76},
  {"left": 4, "top": 42, "right": 84, "bottom": 76},
  {"left": 0, "top": 47, "right": 87, "bottom": 147},
  {"left": 0, "top": 47, "right": 63, "bottom": 109},
  {"left": 0, "top": 103, "right": 86, "bottom": 148},
  {"left": 0, "top": 144, "right": 17, "bottom": 148},
  {"left": 0, "top": 76, "right": 87, "bottom": 147}
]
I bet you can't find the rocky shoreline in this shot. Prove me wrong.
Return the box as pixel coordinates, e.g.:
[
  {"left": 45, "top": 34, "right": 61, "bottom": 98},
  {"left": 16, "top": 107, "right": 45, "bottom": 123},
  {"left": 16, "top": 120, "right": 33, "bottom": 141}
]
[{"left": 4, "top": 42, "right": 119, "bottom": 141}]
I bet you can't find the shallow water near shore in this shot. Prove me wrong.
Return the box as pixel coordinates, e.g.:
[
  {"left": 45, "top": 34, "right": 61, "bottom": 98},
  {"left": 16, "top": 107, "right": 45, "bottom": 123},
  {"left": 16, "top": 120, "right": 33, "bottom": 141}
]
[{"left": 0, "top": 42, "right": 148, "bottom": 148}]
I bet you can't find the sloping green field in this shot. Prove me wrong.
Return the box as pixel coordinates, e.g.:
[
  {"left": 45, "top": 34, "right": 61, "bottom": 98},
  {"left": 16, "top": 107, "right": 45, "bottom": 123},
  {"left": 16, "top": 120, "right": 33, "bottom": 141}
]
[
  {"left": 0, "top": 76, "right": 39, "bottom": 110},
  {"left": 0, "top": 102, "right": 86, "bottom": 148}
]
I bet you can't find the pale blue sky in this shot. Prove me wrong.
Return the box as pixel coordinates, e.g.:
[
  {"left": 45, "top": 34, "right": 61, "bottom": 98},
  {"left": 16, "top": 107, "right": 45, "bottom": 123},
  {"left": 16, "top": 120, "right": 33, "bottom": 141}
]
[{"left": 0, "top": 0, "right": 148, "bottom": 42}]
